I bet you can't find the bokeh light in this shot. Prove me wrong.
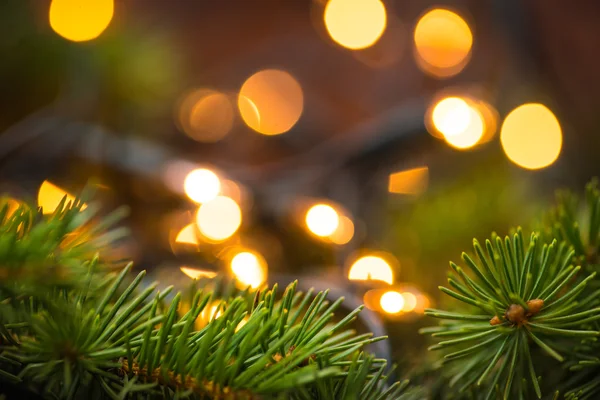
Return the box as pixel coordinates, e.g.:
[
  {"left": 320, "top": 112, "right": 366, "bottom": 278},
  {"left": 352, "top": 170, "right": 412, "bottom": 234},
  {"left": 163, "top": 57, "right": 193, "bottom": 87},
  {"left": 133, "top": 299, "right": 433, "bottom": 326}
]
[
  {"left": 380, "top": 291, "right": 404, "bottom": 314},
  {"left": 238, "top": 69, "right": 303, "bottom": 135},
  {"left": 196, "top": 196, "right": 242, "bottom": 241},
  {"left": 348, "top": 255, "right": 394, "bottom": 284},
  {"left": 175, "top": 89, "right": 234, "bottom": 143},
  {"left": 49, "top": 0, "right": 114, "bottom": 42},
  {"left": 38, "top": 181, "right": 85, "bottom": 215},
  {"left": 429, "top": 96, "right": 485, "bottom": 150},
  {"left": 305, "top": 204, "right": 340, "bottom": 237},
  {"left": 413, "top": 8, "right": 472, "bottom": 77},
  {"left": 184, "top": 168, "right": 221, "bottom": 204},
  {"left": 180, "top": 267, "right": 217, "bottom": 280},
  {"left": 431, "top": 97, "right": 471, "bottom": 137},
  {"left": 388, "top": 167, "right": 429, "bottom": 195},
  {"left": 324, "top": 0, "right": 387, "bottom": 50},
  {"left": 230, "top": 251, "right": 267, "bottom": 289},
  {"left": 175, "top": 223, "right": 199, "bottom": 245},
  {"left": 500, "top": 103, "right": 562, "bottom": 170},
  {"left": 329, "top": 215, "right": 355, "bottom": 245},
  {"left": 401, "top": 292, "right": 418, "bottom": 312}
]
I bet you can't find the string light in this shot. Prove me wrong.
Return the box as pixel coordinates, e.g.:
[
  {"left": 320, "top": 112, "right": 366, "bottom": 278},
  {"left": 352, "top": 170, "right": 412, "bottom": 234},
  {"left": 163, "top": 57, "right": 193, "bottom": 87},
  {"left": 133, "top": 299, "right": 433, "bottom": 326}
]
[
  {"left": 196, "top": 196, "right": 242, "bottom": 241},
  {"left": 305, "top": 204, "right": 340, "bottom": 237},
  {"left": 413, "top": 8, "right": 472, "bottom": 77},
  {"left": 184, "top": 169, "right": 221, "bottom": 204},
  {"left": 323, "top": 0, "right": 387, "bottom": 50},
  {"left": 49, "top": 0, "right": 114, "bottom": 42},
  {"left": 348, "top": 255, "right": 394, "bottom": 284},
  {"left": 238, "top": 70, "right": 303, "bottom": 135},
  {"left": 380, "top": 291, "right": 404, "bottom": 314},
  {"left": 500, "top": 103, "right": 562, "bottom": 170},
  {"left": 230, "top": 251, "right": 267, "bottom": 289}
]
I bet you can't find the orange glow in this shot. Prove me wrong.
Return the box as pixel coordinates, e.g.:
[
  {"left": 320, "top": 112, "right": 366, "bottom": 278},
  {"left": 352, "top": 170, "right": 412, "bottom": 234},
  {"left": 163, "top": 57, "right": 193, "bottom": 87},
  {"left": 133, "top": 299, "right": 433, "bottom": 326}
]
[
  {"left": 414, "top": 293, "right": 431, "bottom": 313},
  {"left": 175, "top": 223, "right": 199, "bottom": 245},
  {"left": 348, "top": 255, "right": 394, "bottom": 284},
  {"left": 176, "top": 89, "right": 234, "bottom": 143},
  {"left": 324, "top": 0, "right": 387, "bottom": 50},
  {"left": 380, "top": 291, "right": 404, "bottom": 314},
  {"left": 180, "top": 267, "right": 217, "bottom": 280},
  {"left": 49, "top": 0, "right": 114, "bottom": 42},
  {"left": 230, "top": 251, "right": 267, "bottom": 289},
  {"left": 305, "top": 204, "right": 339, "bottom": 237},
  {"left": 238, "top": 70, "right": 303, "bottom": 135},
  {"left": 401, "top": 292, "right": 418, "bottom": 312},
  {"left": 196, "top": 196, "right": 242, "bottom": 241},
  {"left": 414, "top": 8, "right": 472, "bottom": 77},
  {"left": 388, "top": 167, "right": 429, "bottom": 195},
  {"left": 184, "top": 169, "right": 221, "bottom": 204},
  {"left": 500, "top": 103, "right": 562, "bottom": 170},
  {"left": 329, "top": 215, "right": 355, "bottom": 245},
  {"left": 38, "top": 181, "right": 86, "bottom": 215}
]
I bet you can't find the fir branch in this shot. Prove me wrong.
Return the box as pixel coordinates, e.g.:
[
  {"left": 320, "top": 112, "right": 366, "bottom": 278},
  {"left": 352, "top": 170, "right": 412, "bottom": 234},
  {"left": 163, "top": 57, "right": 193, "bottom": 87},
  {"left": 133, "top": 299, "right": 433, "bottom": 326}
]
[{"left": 422, "top": 229, "right": 600, "bottom": 399}]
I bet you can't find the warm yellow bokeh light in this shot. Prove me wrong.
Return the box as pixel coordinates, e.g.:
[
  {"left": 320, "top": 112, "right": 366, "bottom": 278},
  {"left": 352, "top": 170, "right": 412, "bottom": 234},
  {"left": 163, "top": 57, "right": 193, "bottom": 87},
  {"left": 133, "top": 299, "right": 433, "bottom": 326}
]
[
  {"left": 444, "top": 106, "right": 484, "bottom": 149},
  {"left": 324, "top": 0, "right": 387, "bottom": 50},
  {"left": 388, "top": 167, "right": 429, "bottom": 195},
  {"left": 38, "top": 181, "right": 85, "bottom": 215},
  {"left": 176, "top": 89, "right": 234, "bottom": 143},
  {"left": 380, "top": 291, "right": 404, "bottom": 314},
  {"left": 196, "top": 196, "right": 242, "bottom": 241},
  {"left": 401, "top": 292, "right": 418, "bottom": 312},
  {"left": 238, "top": 70, "right": 303, "bottom": 135},
  {"left": 500, "top": 103, "right": 562, "bottom": 170},
  {"left": 348, "top": 255, "right": 394, "bottom": 284},
  {"left": 329, "top": 215, "right": 354, "bottom": 245},
  {"left": 305, "top": 204, "right": 340, "bottom": 237},
  {"left": 49, "top": 0, "right": 114, "bottom": 42},
  {"left": 230, "top": 251, "right": 267, "bottom": 289},
  {"left": 414, "top": 8, "right": 472, "bottom": 76},
  {"left": 180, "top": 267, "right": 217, "bottom": 280},
  {"left": 184, "top": 169, "right": 221, "bottom": 204},
  {"left": 431, "top": 97, "right": 471, "bottom": 137},
  {"left": 175, "top": 223, "right": 199, "bottom": 245}
]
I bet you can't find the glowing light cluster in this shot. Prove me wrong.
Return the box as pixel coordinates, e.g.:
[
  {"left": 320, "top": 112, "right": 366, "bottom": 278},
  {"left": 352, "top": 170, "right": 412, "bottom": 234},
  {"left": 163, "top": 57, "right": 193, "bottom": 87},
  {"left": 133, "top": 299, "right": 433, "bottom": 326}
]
[
  {"left": 49, "top": 0, "right": 114, "bottom": 42},
  {"left": 230, "top": 251, "right": 267, "bottom": 289},
  {"left": 196, "top": 196, "right": 242, "bottom": 242},
  {"left": 428, "top": 96, "right": 497, "bottom": 150},
  {"left": 500, "top": 103, "right": 562, "bottom": 170},
  {"left": 184, "top": 168, "right": 221, "bottom": 204},
  {"left": 323, "top": 0, "right": 387, "bottom": 50},
  {"left": 238, "top": 70, "right": 303, "bottom": 136},
  {"left": 363, "top": 288, "right": 430, "bottom": 315},
  {"left": 348, "top": 255, "right": 394, "bottom": 285},
  {"left": 305, "top": 204, "right": 339, "bottom": 237},
  {"left": 413, "top": 8, "right": 473, "bottom": 77},
  {"left": 304, "top": 203, "right": 354, "bottom": 245}
]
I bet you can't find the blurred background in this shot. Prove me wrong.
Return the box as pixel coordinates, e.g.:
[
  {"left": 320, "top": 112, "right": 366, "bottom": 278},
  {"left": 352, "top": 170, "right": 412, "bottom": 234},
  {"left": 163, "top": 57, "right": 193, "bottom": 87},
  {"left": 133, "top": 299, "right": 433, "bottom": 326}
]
[{"left": 2, "top": 0, "right": 600, "bottom": 387}]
